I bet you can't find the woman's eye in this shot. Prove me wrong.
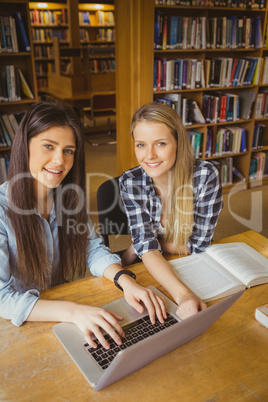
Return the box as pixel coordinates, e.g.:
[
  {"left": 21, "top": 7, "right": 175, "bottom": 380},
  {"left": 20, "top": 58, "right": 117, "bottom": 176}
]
[
  {"left": 136, "top": 143, "right": 144, "bottom": 148},
  {"left": 44, "top": 144, "right": 53, "bottom": 150},
  {"left": 64, "top": 149, "right": 75, "bottom": 155},
  {"left": 158, "top": 142, "right": 166, "bottom": 146}
]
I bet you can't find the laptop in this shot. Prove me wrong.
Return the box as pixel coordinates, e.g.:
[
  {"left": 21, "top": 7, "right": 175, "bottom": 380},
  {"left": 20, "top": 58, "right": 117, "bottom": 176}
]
[{"left": 53, "top": 286, "right": 243, "bottom": 391}]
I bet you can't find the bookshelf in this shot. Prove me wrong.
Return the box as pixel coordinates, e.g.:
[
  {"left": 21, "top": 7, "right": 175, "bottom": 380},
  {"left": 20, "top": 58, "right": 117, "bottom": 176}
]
[
  {"left": 29, "top": 2, "right": 115, "bottom": 92},
  {"left": 115, "top": 0, "right": 268, "bottom": 193},
  {"left": 0, "top": 0, "right": 38, "bottom": 182},
  {"left": 78, "top": 3, "right": 115, "bottom": 90},
  {"left": 29, "top": 2, "right": 69, "bottom": 91}
]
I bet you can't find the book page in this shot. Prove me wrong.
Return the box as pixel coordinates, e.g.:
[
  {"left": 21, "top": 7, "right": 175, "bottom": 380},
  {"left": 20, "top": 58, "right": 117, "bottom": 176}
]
[
  {"left": 206, "top": 243, "right": 268, "bottom": 286},
  {"left": 169, "top": 253, "right": 244, "bottom": 302}
]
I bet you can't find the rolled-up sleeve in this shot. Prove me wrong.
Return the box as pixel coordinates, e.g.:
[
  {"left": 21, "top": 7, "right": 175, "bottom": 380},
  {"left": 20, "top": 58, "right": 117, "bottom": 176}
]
[
  {"left": 187, "top": 162, "right": 223, "bottom": 253},
  {"left": 86, "top": 218, "right": 121, "bottom": 276},
  {"left": 0, "top": 218, "right": 40, "bottom": 326}
]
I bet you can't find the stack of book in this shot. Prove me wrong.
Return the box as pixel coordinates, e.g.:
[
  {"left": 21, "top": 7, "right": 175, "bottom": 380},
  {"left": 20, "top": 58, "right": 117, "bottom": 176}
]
[
  {"left": 0, "top": 152, "right": 10, "bottom": 184},
  {"left": 155, "top": 0, "right": 265, "bottom": 7},
  {"left": 202, "top": 92, "right": 239, "bottom": 124},
  {"left": 32, "top": 28, "right": 68, "bottom": 42},
  {"left": 0, "top": 11, "right": 30, "bottom": 53},
  {"left": 255, "top": 89, "right": 268, "bottom": 119},
  {"left": 252, "top": 124, "right": 266, "bottom": 149},
  {"left": 0, "top": 112, "right": 21, "bottom": 148},
  {"left": 0, "top": 66, "right": 34, "bottom": 102},
  {"left": 249, "top": 152, "right": 268, "bottom": 180},
  {"left": 30, "top": 9, "right": 68, "bottom": 25},
  {"left": 154, "top": 58, "right": 205, "bottom": 91},
  {"left": 153, "top": 57, "right": 261, "bottom": 92},
  {"left": 187, "top": 130, "right": 203, "bottom": 158},
  {"left": 155, "top": 95, "right": 205, "bottom": 126},
  {"left": 206, "top": 126, "right": 246, "bottom": 157},
  {"left": 154, "top": 14, "right": 263, "bottom": 50},
  {"left": 211, "top": 157, "right": 233, "bottom": 186}
]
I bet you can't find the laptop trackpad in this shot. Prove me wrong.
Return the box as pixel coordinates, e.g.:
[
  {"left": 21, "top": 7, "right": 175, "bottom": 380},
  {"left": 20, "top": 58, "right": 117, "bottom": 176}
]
[{"left": 102, "top": 298, "right": 147, "bottom": 325}]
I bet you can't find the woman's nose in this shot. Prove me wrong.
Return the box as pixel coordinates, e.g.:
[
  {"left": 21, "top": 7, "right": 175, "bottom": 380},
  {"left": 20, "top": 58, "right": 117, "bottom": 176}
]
[
  {"left": 147, "top": 146, "right": 156, "bottom": 159},
  {"left": 53, "top": 150, "right": 64, "bottom": 165}
]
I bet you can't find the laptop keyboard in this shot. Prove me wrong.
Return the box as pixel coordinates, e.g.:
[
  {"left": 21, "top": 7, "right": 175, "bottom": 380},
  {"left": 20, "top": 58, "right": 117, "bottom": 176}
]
[{"left": 83, "top": 313, "right": 178, "bottom": 370}]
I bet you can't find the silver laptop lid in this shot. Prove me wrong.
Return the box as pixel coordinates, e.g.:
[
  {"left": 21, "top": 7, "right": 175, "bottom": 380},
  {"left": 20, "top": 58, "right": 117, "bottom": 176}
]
[{"left": 53, "top": 287, "right": 243, "bottom": 391}]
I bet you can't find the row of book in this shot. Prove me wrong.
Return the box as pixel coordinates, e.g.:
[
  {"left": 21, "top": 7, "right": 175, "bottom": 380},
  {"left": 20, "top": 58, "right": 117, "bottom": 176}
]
[
  {"left": 0, "top": 113, "right": 21, "bottom": 149},
  {"left": 33, "top": 44, "right": 54, "bottom": 59},
  {"left": 35, "top": 61, "right": 53, "bottom": 76},
  {"left": 153, "top": 57, "right": 263, "bottom": 91},
  {"left": 30, "top": 9, "right": 68, "bottom": 26},
  {"left": 250, "top": 152, "right": 268, "bottom": 179},
  {"left": 155, "top": 88, "right": 258, "bottom": 124},
  {"left": 261, "top": 58, "right": 268, "bottom": 85},
  {"left": 36, "top": 77, "right": 48, "bottom": 90},
  {"left": 255, "top": 89, "right": 268, "bottom": 118},
  {"left": 31, "top": 28, "right": 69, "bottom": 43},
  {"left": 155, "top": 94, "right": 205, "bottom": 126},
  {"left": 89, "top": 45, "right": 115, "bottom": 58},
  {"left": 0, "top": 65, "right": 34, "bottom": 102},
  {"left": 188, "top": 127, "right": 248, "bottom": 160},
  {"left": 89, "top": 59, "right": 116, "bottom": 73},
  {"left": 211, "top": 158, "right": 246, "bottom": 187},
  {"left": 80, "top": 28, "right": 115, "bottom": 43},
  {"left": 188, "top": 130, "right": 203, "bottom": 158},
  {"left": 154, "top": 14, "right": 263, "bottom": 50},
  {"left": 0, "top": 152, "right": 10, "bottom": 185},
  {"left": 78, "top": 11, "right": 114, "bottom": 26},
  {"left": 252, "top": 124, "right": 266, "bottom": 148},
  {"left": 155, "top": 0, "right": 264, "bottom": 7},
  {"left": 206, "top": 126, "right": 247, "bottom": 156},
  {"left": 202, "top": 92, "right": 240, "bottom": 123},
  {"left": 0, "top": 12, "right": 30, "bottom": 53}
]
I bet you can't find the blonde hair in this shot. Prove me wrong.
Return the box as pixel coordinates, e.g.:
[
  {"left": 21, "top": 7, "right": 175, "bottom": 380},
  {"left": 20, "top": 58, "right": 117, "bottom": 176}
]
[{"left": 131, "top": 102, "right": 194, "bottom": 254}]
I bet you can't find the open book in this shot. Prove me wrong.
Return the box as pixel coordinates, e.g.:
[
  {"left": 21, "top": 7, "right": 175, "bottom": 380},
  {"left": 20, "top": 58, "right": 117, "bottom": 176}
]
[{"left": 169, "top": 242, "right": 268, "bottom": 302}]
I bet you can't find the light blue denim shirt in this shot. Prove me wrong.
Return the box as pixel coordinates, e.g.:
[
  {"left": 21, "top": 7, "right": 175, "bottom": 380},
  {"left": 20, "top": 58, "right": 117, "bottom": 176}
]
[{"left": 0, "top": 181, "right": 121, "bottom": 327}]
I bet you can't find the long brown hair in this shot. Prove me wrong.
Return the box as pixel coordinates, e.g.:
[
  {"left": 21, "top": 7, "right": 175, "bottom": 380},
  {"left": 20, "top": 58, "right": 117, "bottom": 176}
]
[
  {"left": 7, "top": 101, "right": 88, "bottom": 288},
  {"left": 130, "top": 102, "right": 194, "bottom": 253}
]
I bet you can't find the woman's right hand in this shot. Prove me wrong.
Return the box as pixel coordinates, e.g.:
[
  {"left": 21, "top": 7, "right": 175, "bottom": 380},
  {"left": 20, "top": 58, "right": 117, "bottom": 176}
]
[{"left": 70, "top": 303, "right": 125, "bottom": 350}]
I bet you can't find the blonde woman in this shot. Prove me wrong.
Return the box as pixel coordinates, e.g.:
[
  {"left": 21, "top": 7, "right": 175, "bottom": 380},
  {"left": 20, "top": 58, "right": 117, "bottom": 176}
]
[{"left": 119, "top": 102, "right": 223, "bottom": 319}]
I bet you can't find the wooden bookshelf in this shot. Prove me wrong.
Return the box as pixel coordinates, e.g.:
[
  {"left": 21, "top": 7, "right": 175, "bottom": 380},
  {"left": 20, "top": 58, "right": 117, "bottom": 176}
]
[
  {"left": 115, "top": 0, "right": 268, "bottom": 193},
  {"left": 78, "top": 3, "right": 115, "bottom": 89},
  {"left": 29, "top": 2, "right": 69, "bottom": 91},
  {"left": 0, "top": 0, "right": 38, "bottom": 182}
]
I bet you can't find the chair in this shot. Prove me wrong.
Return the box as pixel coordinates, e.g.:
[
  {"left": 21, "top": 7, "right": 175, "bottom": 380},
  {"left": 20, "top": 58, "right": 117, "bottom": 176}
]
[
  {"left": 97, "top": 177, "right": 130, "bottom": 255},
  {"left": 83, "top": 92, "right": 116, "bottom": 145}
]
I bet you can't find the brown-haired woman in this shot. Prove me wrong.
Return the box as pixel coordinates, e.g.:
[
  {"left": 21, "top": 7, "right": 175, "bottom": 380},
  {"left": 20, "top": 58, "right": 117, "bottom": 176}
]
[{"left": 0, "top": 101, "right": 165, "bottom": 350}]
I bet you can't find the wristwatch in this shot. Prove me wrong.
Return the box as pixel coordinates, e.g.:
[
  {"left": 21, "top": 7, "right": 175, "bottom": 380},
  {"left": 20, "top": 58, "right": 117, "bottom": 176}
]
[{"left": 114, "top": 270, "right": 136, "bottom": 291}]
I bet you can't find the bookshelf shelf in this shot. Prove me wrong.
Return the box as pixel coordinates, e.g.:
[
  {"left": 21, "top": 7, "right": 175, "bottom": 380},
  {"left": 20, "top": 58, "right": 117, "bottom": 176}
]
[{"left": 0, "top": 147, "right": 12, "bottom": 152}]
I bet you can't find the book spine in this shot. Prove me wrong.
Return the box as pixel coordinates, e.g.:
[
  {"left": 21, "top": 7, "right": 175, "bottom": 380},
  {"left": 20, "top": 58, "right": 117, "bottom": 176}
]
[{"left": 14, "top": 12, "right": 30, "bottom": 52}]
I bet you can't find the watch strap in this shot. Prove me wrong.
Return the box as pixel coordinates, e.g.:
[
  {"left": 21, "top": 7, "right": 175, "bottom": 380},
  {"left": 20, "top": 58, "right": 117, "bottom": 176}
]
[{"left": 114, "top": 269, "right": 136, "bottom": 291}]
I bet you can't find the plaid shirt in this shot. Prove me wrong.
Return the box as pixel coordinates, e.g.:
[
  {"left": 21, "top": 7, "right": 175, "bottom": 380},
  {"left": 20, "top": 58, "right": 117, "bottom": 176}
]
[{"left": 119, "top": 160, "right": 223, "bottom": 257}]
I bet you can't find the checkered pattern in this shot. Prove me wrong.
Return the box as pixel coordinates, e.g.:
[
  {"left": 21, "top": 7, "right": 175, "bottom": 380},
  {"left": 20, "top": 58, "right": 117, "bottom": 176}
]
[{"left": 119, "top": 160, "right": 223, "bottom": 257}]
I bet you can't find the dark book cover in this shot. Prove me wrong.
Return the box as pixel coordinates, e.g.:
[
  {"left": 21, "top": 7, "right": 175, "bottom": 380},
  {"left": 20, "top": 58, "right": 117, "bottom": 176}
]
[{"left": 14, "top": 11, "right": 30, "bottom": 52}]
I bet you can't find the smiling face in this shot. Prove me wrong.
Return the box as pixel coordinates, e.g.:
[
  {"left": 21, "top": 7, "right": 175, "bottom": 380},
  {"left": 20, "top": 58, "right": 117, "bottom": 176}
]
[
  {"left": 133, "top": 121, "right": 177, "bottom": 186},
  {"left": 28, "top": 126, "right": 76, "bottom": 196}
]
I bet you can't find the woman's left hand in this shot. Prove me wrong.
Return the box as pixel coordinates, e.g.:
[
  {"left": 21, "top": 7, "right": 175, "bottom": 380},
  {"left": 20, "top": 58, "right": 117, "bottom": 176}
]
[{"left": 175, "top": 291, "right": 207, "bottom": 320}]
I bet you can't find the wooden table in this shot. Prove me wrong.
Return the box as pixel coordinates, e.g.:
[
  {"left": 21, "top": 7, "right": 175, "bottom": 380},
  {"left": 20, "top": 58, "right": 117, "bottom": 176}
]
[{"left": 1, "top": 230, "right": 268, "bottom": 401}]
